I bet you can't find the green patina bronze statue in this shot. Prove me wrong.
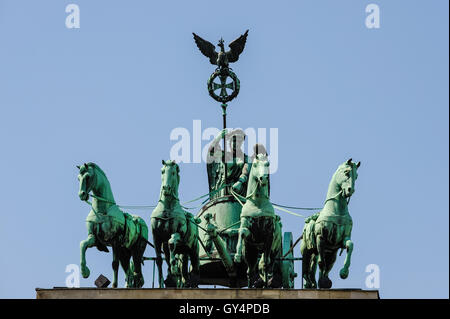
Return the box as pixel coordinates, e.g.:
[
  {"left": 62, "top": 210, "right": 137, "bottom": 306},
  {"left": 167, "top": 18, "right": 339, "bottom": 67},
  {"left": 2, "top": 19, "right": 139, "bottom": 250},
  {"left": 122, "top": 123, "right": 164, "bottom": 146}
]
[
  {"left": 193, "top": 30, "right": 248, "bottom": 104},
  {"left": 193, "top": 30, "right": 248, "bottom": 70},
  {"left": 300, "top": 159, "right": 361, "bottom": 289},
  {"left": 151, "top": 160, "right": 200, "bottom": 288},
  {"left": 72, "top": 30, "right": 364, "bottom": 292},
  {"left": 234, "top": 154, "right": 277, "bottom": 288},
  {"left": 77, "top": 163, "right": 149, "bottom": 288},
  {"left": 207, "top": 128, "right": 250, "bottom": 198}
]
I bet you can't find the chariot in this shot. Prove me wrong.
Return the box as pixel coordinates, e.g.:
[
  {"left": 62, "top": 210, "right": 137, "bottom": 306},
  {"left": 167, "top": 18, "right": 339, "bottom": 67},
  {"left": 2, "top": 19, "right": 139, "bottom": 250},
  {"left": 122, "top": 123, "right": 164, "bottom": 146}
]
[{"left": 195, "top": 195, "right": 298, "bottom": 288}]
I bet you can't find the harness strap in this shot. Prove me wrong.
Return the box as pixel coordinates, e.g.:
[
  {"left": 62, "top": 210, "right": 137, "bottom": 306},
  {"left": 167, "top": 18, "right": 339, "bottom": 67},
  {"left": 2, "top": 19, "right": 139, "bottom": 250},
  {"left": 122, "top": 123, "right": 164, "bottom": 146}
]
[{"left": 89, "top": 193, "right": 116, "bottom": 205}]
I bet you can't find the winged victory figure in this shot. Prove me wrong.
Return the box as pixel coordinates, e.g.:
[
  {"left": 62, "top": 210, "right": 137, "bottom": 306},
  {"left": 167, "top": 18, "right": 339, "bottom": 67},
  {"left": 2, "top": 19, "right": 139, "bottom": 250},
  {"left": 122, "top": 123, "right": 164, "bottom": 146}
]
[{"left": 193, "top": 30, "right": 249, "bottom": 69}]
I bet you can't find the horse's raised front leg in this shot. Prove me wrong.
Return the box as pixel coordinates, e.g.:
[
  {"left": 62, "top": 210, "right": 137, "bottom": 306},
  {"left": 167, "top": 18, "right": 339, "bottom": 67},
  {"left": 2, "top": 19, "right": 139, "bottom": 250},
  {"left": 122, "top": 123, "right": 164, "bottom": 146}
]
[
  {"left": 80, "top": 233, "right": 96, "bottom": 279},
  {"left": 339, "top": 237, "right": 353, "bottom": 279}
]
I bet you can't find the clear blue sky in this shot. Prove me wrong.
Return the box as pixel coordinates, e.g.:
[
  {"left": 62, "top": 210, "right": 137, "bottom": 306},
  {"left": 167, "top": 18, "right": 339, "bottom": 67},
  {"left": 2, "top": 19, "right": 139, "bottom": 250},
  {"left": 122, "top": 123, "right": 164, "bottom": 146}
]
[{"left": 0, "top": 0, "right": 448, "bottom": 298}]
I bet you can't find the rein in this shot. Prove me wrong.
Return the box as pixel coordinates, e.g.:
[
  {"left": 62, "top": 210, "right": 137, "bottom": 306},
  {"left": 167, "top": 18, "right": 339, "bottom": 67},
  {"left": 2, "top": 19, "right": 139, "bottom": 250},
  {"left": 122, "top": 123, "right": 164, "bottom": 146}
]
[
  {"left": 89, "top": 193, "right": 116, "bottom": 205},
  {"left": 230, "top": 187, "right": 312, "bottom": 218},
  {"left": 323, "top": 164, "right": 356, "bottom": 206},
  {"left": 85, "top": 184, "right": 230, "bottom": 211},
  {"left": 323, "top": 189, "right": 351, "bottom": 206},
  {"left": 83, "top": 182, "right": 323, "bottom": 220},
  {"left": 84, "top": 200, "right": 103, "bottom": 218}
]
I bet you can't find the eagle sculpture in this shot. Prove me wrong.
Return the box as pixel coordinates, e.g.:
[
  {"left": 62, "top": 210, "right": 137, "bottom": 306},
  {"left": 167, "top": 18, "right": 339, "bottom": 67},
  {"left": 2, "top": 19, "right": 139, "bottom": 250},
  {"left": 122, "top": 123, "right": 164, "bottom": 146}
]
[{"left": 193, "top": 30, "right": 249, "bottom": 69}]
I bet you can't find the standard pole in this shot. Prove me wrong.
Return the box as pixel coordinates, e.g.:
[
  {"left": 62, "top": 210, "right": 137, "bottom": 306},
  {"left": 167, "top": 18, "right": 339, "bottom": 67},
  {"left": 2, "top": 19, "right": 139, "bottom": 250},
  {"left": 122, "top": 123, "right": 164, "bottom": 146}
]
[{"left": 221, "top": 103, "right": 228, "bottom": 195}]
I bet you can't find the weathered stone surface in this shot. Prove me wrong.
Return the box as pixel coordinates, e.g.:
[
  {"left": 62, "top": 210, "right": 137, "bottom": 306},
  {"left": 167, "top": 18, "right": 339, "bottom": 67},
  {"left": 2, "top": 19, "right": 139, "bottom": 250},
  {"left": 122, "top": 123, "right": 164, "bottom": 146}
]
[{"left": 36, "top": 288, "right": 379, "bottom": 299}]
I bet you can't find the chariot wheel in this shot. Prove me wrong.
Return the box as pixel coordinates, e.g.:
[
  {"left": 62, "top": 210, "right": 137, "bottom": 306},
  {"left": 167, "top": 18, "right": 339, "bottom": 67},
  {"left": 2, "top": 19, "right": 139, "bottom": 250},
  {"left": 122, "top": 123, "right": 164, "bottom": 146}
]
[{"left": 281, "top": 232, "right": 297, "bottom": 288}]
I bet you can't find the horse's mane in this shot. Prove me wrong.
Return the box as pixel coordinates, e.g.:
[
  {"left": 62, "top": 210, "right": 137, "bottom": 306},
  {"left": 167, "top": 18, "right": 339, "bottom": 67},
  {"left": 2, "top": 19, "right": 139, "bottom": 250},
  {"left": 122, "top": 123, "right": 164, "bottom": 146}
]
[
  {"left": 159, "top": 160, "right": 180, "bottom": 200},
  {"left": 335, "top": 161, "right": 353, "bottom": 173},
  {"left": 253, "top": 153, "right": 268, "bottom": 165},
  {"left": 86, "top": 162, "right": 108, "bottom": 180},
  {"left": 336, "top": 162, "right": 348, "bottom": 171},
  {"left": 332, "top": 161, "right": 358, "bottom": 182},
  {"left": 163, "top": 160, "right": 180, "bottom": 176}
]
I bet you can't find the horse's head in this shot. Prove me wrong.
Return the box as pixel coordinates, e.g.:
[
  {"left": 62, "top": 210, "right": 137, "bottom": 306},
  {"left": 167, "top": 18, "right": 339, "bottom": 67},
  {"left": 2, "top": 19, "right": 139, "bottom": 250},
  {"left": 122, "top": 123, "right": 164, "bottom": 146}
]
[
  {"left": 251, "top": 154, "right": 270, "bottom": 187},
  {"left": 77, "top": 163, "right": 96, "bottom": 201},
  {"left": 336, "top": 158, "right": 361, "bottom": 198},
  {"left": 160, "top": 160, "right": 180, "bottom": 198}
]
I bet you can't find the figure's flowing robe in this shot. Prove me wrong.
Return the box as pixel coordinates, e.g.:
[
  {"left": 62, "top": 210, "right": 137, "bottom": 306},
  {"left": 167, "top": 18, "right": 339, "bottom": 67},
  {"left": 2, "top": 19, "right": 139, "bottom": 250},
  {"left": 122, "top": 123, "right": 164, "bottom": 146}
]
[{"left": 207, "top": 150, "right": 250, "bottom": 199}]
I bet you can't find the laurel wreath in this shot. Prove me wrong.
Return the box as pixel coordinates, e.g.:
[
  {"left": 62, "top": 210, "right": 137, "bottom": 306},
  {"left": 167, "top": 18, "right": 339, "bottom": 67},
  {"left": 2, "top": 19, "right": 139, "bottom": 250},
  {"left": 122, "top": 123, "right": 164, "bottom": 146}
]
[{"left": 207, "top": 68, "right": 240, "bottom": 103}]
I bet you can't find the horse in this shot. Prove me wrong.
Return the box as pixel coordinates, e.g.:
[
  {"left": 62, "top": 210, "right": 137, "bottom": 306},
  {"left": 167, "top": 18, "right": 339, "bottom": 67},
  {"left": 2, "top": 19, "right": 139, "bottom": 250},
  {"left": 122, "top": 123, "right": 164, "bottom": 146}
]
[
  {"left": 151, "top": 160, "right": 200, "bottom": 288},
  {"left": 300, "top": 158, "right": 360, "bottom": 289},
  {"left": 234, "top": 154, "right": 276, "bottom": 288},
  {"left": 77, "top": 162, "right": 148, "bottom": 288}
]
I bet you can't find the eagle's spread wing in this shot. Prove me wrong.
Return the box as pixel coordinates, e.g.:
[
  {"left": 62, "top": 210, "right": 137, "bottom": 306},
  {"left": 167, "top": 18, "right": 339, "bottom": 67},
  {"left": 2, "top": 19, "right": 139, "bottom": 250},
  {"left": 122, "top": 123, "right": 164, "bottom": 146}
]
[
  {"left": 193, "top": 33, "right": 218, "bottom": 65},
  {"left": 226, "top": 30, "right": 249, "bottom": 63}
]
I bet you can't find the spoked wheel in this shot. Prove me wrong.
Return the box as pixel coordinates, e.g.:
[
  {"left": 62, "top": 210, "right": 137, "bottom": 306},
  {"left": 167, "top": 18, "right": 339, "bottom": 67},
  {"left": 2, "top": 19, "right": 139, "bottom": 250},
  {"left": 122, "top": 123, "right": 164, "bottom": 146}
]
[
  {"left": 207, "top": 68, "right": 240, "bottom": 103},
  {"left": 281, "top": 232, "right": 297, "bottom": 288}
]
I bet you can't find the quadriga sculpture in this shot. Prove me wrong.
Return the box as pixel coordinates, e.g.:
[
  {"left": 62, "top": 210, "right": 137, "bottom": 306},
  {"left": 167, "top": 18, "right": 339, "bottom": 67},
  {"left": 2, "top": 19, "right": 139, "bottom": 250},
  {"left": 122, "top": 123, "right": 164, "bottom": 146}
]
[
  {"left": 151, "top": 160, "right": 200, "bottom": 288},
  {"left": 300, "top": 158, "right": 360, "bottom": 288},
  {"left": 234, "top": 154, "right": 276, "bottom": 288},
  {"left": 77, "top": 163, "right": 148, "bottom": 288}
]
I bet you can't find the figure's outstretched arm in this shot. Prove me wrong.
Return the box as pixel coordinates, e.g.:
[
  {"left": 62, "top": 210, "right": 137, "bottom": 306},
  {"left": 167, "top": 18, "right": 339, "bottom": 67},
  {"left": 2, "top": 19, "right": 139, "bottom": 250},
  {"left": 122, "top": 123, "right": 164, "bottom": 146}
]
[{"left": 208, "top": 129, "right": 227, "bottom": 152}]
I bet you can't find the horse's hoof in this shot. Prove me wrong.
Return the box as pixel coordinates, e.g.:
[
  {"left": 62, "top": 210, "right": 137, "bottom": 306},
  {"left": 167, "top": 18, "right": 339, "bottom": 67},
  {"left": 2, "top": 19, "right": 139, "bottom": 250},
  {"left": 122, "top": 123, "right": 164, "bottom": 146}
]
[
  {"left": 253, "top": 278, "right": 264, "bottom": 288},
  {"left": 269, "top": 276, "right": 282, "bottom": 288},
  {"left": 164, "top": 275, "right": 177, "bottom": 288},
  {"left": 339, "top": 268, "right": 349, "bottom": 279},
  {"left": 303, "top": 281, "right": 313, "bottom": 289},
  {"left": 133, "top": 276, "right": 144, "bottom": 288},
  {"left": 81, "top": 266, "right": 90, "bottom": 279},
  {"left": 188, "top": 273, "right": 200, "bottom": 288},
  {"left": 318, "top": 277, "right": 332, "bottom": 289}
]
